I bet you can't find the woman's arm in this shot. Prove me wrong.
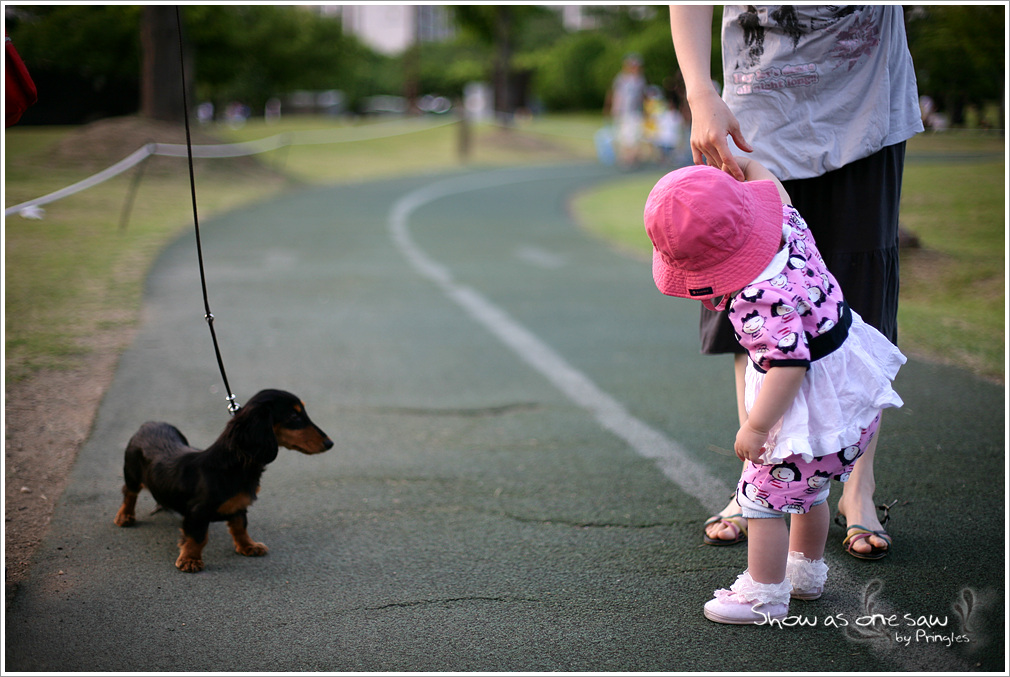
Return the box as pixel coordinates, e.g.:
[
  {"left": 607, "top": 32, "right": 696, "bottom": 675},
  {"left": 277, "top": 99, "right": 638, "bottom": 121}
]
[
  {"left": 669, "top": 5, "right": 752, "bottom": 181},
  {"left": 734, "top": 365, "right": 806, "bottom": 462}
]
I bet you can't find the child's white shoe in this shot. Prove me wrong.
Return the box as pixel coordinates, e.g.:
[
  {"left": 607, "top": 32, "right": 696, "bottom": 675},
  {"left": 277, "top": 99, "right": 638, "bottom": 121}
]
[
  {"left": 703, "top": 571, "right": 792, "bottom": 625},
  {"left": 786, "top": 551, "right": 829, "bottom": 600}
]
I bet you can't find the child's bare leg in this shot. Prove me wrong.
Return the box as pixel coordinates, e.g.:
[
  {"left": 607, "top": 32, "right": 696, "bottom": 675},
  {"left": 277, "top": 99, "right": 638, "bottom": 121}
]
[
  {"left": 747, "top": 516, "right": 789, "bottom": 584},
  {"left": 785, "top": 503, "right": 831, "bottom": 600},
  {"left": 788, "top": 501, "right": 830, "bottom": 560}
]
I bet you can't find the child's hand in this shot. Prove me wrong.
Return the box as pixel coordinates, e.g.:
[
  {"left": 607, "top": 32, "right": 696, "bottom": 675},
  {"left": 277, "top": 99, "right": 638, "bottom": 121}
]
[
  {"left": 734, "top": 423, "right": 769, "bottom": 463},
  {"left": 734, "top": 155, "right": 792, "bottom": 204},
  {"left": 735, "top": 366, "right": 805, "bottom": 463},
  {"left": 732, "top": 155, "right": 753, "bottom": 177}
]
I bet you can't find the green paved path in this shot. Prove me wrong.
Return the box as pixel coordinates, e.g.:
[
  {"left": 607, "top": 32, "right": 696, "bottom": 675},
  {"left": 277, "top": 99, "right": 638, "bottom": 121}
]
[{"left": 5, "top": 165, "right": 1004, "bottom": 672}]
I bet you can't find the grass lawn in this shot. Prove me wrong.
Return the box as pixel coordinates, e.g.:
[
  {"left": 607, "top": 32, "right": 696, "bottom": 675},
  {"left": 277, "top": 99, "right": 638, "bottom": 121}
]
[
  {"left": 896, "top": 137, "right": 1005, "bottom": 380},
  {"left": 213, "top": 113, "right": 601, "bottom": 183},
  {"left": 570, "top": 132, "right": 1006, "bottom": 383},
  {"left": 3, "top": 114, "right": 598, "bottom": 382},
  {"left": 4, "top": 143, "right": 292, "bottom": 381}
]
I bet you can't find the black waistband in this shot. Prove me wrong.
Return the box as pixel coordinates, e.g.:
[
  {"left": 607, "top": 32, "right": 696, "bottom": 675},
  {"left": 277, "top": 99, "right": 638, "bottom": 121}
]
[{"left": 807, "top": 301, "right": 851, "bottom": 362}]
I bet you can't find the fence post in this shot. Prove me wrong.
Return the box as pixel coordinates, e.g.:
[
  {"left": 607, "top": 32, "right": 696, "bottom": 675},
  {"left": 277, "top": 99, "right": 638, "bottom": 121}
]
[
  {"left": 118, "top": 149, "right": 153, "bottom": 232},
  {"left": 457, "top": 99, "right": 470, "bottom": 163}
]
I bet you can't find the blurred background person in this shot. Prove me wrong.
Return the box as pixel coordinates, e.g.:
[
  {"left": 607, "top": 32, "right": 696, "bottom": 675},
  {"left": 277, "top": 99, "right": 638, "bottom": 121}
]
[{"left": 606, "top": 53, "right": 646, "bottom": 168}]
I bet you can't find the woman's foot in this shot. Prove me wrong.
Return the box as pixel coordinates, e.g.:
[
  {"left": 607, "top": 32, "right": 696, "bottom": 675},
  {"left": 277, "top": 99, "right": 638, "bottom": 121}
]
[
  {"left": 836, "top": 421, "right": 892, "bottom": 558},
  {"left": 840, "top": 524, "right": 892, "bottom": 560},
  {"left": 835, "top": 497, "right": 894, "bottom": 559},
  {"left": 703, "top": 499, "right": 748, "bottom": 546}
]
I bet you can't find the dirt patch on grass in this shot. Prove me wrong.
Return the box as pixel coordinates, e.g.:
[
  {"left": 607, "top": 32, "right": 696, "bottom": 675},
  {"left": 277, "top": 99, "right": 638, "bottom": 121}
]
[
  {"left": 5, "top": 342, "right": 129, "bottom": 602},
  {"left": 481, "top": 126, "right": 579, "bottom": 157}
]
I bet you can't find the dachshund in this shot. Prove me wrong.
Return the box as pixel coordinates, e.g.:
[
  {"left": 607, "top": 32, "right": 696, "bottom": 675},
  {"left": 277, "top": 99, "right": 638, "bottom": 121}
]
[{"left": 114, "top": 389, "right": 332, "bottom": 572}]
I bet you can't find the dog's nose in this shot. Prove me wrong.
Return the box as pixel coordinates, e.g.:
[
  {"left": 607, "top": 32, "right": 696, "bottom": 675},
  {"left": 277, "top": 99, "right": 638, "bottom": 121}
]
[{"left": 323, "top": 438, "right": 334, "bottom": 450}]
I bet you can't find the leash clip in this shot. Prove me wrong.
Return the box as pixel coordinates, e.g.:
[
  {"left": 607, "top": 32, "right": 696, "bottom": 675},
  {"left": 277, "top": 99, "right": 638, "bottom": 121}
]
[
  {"left": 226, "top": 394, "right": 241, "bottom": 415},
  {"left": 204, "top": 312, "right": 215, "bottom": 325}
]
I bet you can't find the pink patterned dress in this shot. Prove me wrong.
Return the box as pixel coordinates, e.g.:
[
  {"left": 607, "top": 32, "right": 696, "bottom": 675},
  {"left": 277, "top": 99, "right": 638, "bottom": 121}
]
[{"left": 728, "top": 205, "right": 905, "bottom": 515}]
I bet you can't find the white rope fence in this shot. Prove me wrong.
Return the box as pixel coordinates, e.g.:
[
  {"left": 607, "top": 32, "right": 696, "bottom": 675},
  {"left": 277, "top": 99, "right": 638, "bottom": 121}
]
[{"left": 5, "top": 117, "right": 457, "bottom": 219}]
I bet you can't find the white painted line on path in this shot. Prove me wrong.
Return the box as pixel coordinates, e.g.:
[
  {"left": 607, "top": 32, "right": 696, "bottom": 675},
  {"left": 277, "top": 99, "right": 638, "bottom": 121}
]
[
  {"left": 389, "top": 170, "right": 733, "bottom": 514},
  {"left": 515, "top": 245, "right": 566, "bottom": 269}
]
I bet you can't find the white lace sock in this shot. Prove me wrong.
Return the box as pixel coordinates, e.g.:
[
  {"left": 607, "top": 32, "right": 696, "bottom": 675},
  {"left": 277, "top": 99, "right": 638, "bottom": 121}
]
[
  {"left": 713, "top": 570, "right": 793, "bottom": 606},
  {"left": 786, "top": 551, "right": 829, "bottom": 599}
]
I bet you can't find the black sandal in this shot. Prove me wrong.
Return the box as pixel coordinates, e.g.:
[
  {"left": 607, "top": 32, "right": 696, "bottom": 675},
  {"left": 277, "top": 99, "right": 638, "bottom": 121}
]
[{"left": 835, "top": 500, "right": 896, "bottom": 561}]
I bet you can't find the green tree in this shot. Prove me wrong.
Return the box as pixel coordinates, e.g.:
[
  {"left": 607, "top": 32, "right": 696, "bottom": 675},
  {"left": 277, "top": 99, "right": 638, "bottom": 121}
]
[
  {"left": 526, "top": 31, "right": 615, "bottom": 111},
  {"left": 524, "top": 5, "right": 678, "bottom": 113},
  {"left": 451, "top": 6, "right": 552, "bottom": 116},
  {"left": 182, "top": 5, "right": 380, "bottom": 111},
  {"left": 7, "top": 5, "right": 142, "bottom": 122},
  {"left": 411, "top": 39, "right": 488, "bottom": 100},
  {"left": 7, "top": 5, "right": 394, "bottom": 121},
  {"left": 906, "top": 5, "right": 1006, "bottom": 126},
  {"left": 7, "top": 5, "right": 141, "bottom": 81},
  {"left": 8, "top": 4, "right": 1004, "bottom": 125}
]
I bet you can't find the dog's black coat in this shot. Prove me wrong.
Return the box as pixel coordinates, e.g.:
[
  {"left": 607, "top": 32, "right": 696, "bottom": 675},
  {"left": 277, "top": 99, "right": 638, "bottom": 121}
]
[{"left": 114, "top": 389, "right": 332, "bottom": 572}]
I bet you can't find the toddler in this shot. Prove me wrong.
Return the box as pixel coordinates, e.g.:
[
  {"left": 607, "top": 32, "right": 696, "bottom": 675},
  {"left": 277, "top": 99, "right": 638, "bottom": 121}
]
[{"left": 643, "top": 161, "right": 905, "bottom": 624}]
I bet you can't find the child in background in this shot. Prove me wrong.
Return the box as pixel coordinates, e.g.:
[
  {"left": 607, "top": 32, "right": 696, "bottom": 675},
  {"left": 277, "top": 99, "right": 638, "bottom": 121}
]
[{"left": 643, "top": 161, "right": 905, "bottom": 624}]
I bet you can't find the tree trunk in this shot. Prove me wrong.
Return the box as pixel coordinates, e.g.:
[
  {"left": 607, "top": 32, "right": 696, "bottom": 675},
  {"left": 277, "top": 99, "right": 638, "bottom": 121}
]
[
  {"left": 140, "top": 6, "right": 188, "bottom": 122},
  {"left": 493, "top": 7, "right": 513, "bottom": 120}
]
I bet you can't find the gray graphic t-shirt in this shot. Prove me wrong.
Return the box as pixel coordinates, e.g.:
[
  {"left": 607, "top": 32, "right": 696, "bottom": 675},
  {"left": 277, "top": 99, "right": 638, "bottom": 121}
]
[{"left": 721, "top": 5, "right": 923, "bottom": 180}]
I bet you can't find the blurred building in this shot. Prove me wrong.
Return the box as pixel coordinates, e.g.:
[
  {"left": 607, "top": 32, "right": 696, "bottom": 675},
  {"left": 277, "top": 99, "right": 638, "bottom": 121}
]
[
  {"left": 558, "top": 5, "right": 602, "bottom": 31},
  {"left": 314, "top": 5, "right": 453, "bottom": 55},
  {"left": 313, "top": 5, "right": 605, "bottom": 55}
]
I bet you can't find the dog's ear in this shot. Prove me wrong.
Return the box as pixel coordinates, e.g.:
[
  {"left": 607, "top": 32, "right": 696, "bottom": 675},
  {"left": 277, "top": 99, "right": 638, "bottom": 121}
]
[{"left": 225, "top": 404, "right": 280, "bottom": 467}]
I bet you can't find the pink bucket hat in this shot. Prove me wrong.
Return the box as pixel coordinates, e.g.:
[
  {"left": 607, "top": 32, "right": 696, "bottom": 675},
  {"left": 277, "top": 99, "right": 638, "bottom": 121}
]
[{"left": 643, "top": 165, "right": 783, "bottom": 309}]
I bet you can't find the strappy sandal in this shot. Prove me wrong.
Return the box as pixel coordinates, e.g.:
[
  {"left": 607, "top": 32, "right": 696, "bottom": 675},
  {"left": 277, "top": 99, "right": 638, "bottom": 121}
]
[
  {"left": 835, "top": 500, "right": 895, "bottom": 561},
  {"left": 703, "top": 513, "right": 748, "bottom": 546}
]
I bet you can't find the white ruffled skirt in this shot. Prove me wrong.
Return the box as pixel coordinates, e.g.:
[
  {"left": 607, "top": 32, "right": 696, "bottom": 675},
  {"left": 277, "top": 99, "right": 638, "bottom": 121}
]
[{"left": 745, "top": 310, "right": 906, "bottom": 465}]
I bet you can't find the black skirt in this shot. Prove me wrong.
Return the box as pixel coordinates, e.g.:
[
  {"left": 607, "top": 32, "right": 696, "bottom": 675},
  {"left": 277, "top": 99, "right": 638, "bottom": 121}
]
[{"left": 699, "top": 142, "right": 906, "bottom": 354}]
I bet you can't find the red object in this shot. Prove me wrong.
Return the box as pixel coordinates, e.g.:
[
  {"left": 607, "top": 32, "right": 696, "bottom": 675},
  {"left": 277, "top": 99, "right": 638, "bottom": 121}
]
[{"left": 6, "top": 34, "right": 38, "bottom": 126}]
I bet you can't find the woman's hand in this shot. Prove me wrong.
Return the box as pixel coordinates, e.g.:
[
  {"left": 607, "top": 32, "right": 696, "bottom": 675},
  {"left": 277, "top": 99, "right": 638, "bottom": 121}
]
[
  {"left": 669, "top": 4, "right": 753, "bottom": 182},
  {"left": 687, "top": 89, "right": 753, "bottom": 182}
]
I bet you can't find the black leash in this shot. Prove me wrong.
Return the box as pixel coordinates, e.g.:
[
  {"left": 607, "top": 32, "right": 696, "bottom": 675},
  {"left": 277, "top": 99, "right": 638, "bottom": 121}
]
[{"left": 175, "top": 6, "right": 240, "bottom": 415}]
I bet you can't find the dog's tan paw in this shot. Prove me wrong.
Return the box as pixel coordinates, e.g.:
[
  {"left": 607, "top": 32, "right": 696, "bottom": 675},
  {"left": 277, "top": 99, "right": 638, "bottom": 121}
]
[
  {"left": 236, "top": 542, "right": 269, "bottom": 557},
  {"left": 115, "top": 490, "right": 139, "bottom": 526},
  {"left": 176, "top": 556, "right": 205, "bottom": 573}
]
